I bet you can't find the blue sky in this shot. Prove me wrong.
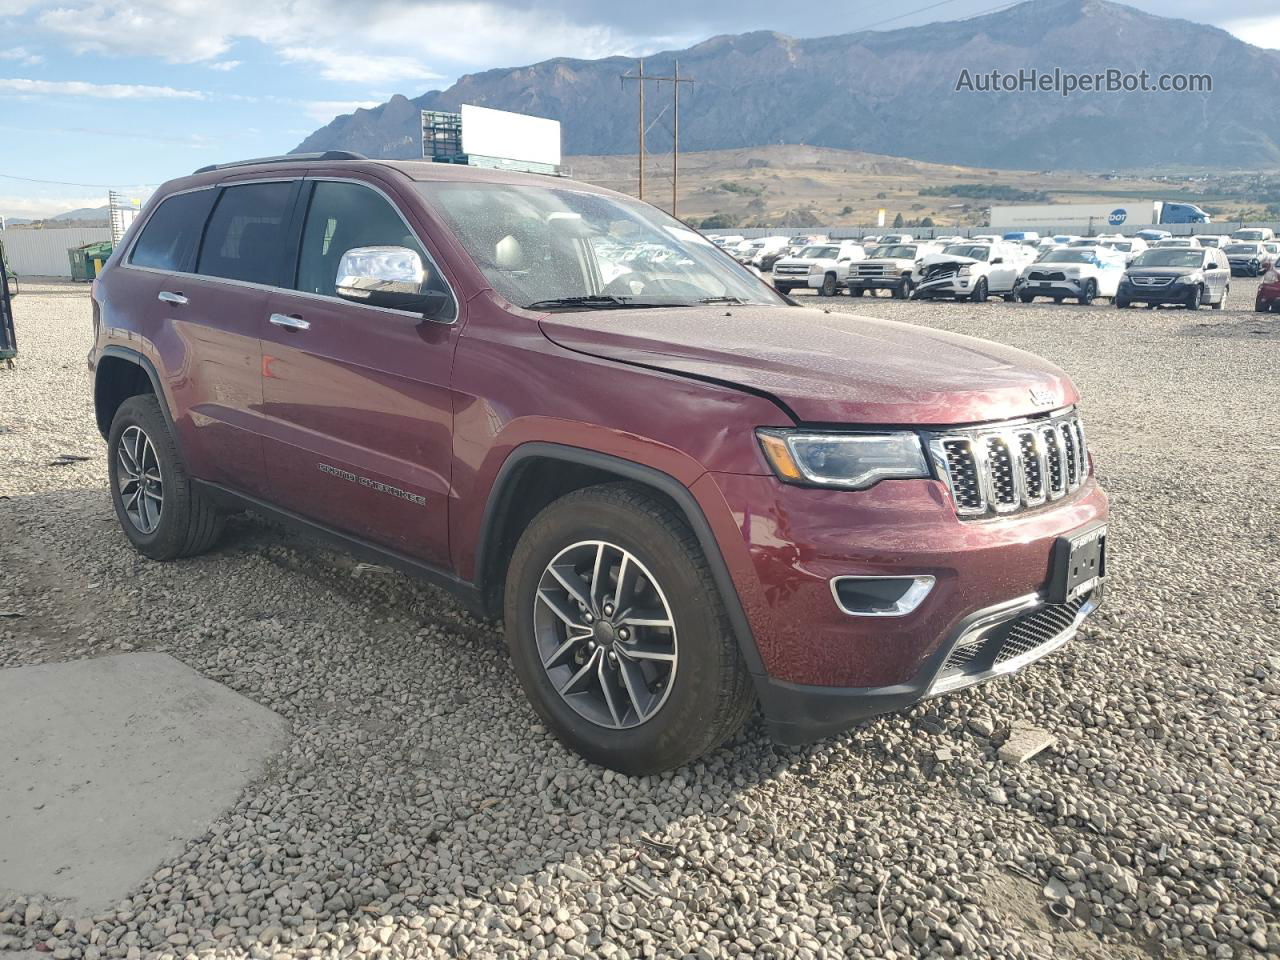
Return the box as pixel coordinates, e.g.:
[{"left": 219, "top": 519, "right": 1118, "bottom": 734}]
[{"left": 1, "top": 0, "right": 1277, "bottom": 221}]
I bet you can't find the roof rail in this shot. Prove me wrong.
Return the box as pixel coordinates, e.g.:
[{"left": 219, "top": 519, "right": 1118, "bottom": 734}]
[{"left": 192, "top": 151, "right": 368, "bottom": 175}]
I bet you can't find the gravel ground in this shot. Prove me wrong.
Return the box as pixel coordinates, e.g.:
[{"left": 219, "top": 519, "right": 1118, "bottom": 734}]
[{"left": 1, "top": 279, "right": 1277, "bottom": 960}]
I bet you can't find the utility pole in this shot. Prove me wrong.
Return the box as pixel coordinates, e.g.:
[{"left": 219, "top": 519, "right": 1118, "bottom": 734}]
[{"left": 620, "top": 59, "right": 694, "bottom": 216}]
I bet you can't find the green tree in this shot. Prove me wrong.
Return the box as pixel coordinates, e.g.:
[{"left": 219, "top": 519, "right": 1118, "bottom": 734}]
[{"left": 893, "top": 213, "right": 905, "bottom": 228}]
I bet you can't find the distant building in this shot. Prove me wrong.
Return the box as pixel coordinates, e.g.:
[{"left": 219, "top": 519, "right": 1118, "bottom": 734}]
[{"left": 422, "top": 105, "right": 561, "bottom": 176}]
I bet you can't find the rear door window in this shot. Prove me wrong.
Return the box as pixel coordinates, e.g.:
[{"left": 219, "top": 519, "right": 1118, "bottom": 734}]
[
  {"left": 129, "top": 189, "right": 215, "bottom": 272},
  {"left": 196, "top": 181, "right": 297, "bottom": 287}
]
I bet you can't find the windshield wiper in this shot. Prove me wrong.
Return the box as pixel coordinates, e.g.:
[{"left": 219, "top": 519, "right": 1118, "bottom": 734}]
[
  {"left": 526, "top": 295, "right": 685, "bottom": 311},
  {"left": 694, "top": 296, "right": 747, "bottom": 305}
]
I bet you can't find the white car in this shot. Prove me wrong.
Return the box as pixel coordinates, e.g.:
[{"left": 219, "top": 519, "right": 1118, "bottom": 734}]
[
  {"left": 972, "top": 234, "right": 1002, "bottom": 243},
  {"left": 1153, "top": 237, "right": 1202, "bottom": 248},
  {"left": 847, "top": 241, "right": 943, "bottom": 299},
  {"left": 771, "top": 241, "right": 866, "bottom": 296},
  {"left": 913, "top": 241, "right": 1031, "bottom": 302},
  {"left": 1015, "top": 245, "right": 1127, "bottom": 304},
  {"left": 710, "top": 234, "right": 744, "bottom": 249},
  {"left": 1193, "top": 235, "right": 1231, "bottom": 249},
  {"left": 877, "top": 233, "right": 914, "bottom": 244},
  {"left": 1096, "top": 236, "right": 1148, "bottom": 264},
  {"left": 1231, "top": 227, "right": 1275, "bottom": 242}
]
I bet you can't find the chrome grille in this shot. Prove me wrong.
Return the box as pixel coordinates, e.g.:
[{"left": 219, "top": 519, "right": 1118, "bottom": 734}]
[
  {"left": 1028, "top": 270, "right": 1066, "bottom": 282},
  {"left": 938, "top": 592, "right": 1092, "bottom": 680},
  {"left": 1130, "top": 275, "right": 1173, "bottom": 287},
  {"left": 928, "top": 410, "right": 1088, "bottom": 519}
]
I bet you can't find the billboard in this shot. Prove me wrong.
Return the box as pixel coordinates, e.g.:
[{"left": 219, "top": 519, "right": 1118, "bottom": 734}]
[{"left": 460, "top": 105, "right": 561, "bottom": 168}]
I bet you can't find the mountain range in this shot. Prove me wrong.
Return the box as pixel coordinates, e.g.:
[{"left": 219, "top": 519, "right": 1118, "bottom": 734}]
[{"left": 293, "top": 0, "right": 1280, "bottom": 171}]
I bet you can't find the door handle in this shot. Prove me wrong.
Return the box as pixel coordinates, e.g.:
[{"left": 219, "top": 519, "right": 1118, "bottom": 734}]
[
  {"left": 158, "top": 291, "right": 188, "bottom": 305},
  {"left": 269, "top": 313, "right": 311, "bottom": 331}
]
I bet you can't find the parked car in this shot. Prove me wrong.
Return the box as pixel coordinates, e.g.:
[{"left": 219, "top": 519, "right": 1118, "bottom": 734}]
[
  {"left": 1223, "top": 242, "right": 1275, "bottom": 277},
  {"left": 877, "top": 233, "right": 914, "bottom": 244},
  {"left": 1049, "top": 235, "right": 1078, "bottom": 245},
  {"left": 1095, "top": 237, "right": 1148, "bottom": 264},
  {"left": 1115, "top": 246, "right": 1231, "bottom": 310},
  {"left": 1256, "top": 263, "right": 1280, "bottom": 312},
  {"left": 1152, "top": 237, "right": 1201, "bottom": 248},
  {"left": 710, "top": 234, "right": 744, "bottom": 249},
  {"left": 973, "top": 234, "right": 1002, "bottom": 244},
  {"left": 786, "top": 234, "right": 827, "bottom": 254},
  {"left": 1015, "top": 245, "right": 1127, "bottom": 304},
  {"left": 847, "top": 241, "right": 943, "bottom": 298},
  {"left": 1263, "top": 241, "right": 1280, "bottom": 265},
  {"left": 771, "top": 241, "right": 865, "bottom": 296},
  {"left": 859, "top": 235, "right": 882, "bottom": 248},
  {"left": 88, "top": 153, "right": 1109, "bottom": 773},
  {"left": 1194, "top": 235, "right": 1231, "bottom": 249},
  {"left": 1002, "top": 231, "right": 1040, "bottom": 245},
  {"left": 1231, "top": 227, "right": 1276, "bottom": 242},
  {"left": 912, "top": 241, "right": 1029, "bottom": 302},
  {"left": 1134, "top": 229, "right": 1172, "bottom": 243}
]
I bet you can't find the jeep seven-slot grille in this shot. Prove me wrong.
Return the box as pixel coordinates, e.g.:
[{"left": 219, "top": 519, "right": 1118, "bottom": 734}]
[{"left": 929, "top": 411, "right": 1088, "bottom": 519}]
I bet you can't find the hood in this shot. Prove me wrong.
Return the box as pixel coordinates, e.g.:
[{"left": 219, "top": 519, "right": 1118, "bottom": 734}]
[
  {"left": 1026, "top": 261, "right": 1090, "bottom": 275},
  {"left": 1125, "top": 266, "right": 1199, "bottom": 278},
  {"left": 538, "top": 305, "right": 1077, "bottom": 426},
  {"left": 921, "top": 254, "right": 979, "bottom": 268}
]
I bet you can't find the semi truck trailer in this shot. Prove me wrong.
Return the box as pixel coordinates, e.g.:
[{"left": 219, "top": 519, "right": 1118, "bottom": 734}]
[{"left": 989, "top": 201, "right": 1210, "bottom": 229}]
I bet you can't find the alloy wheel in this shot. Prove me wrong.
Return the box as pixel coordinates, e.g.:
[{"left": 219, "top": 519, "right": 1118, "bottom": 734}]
[
  {"left": 532, "top": 540, "right": 678, "bottom": 729},
  {"left": 116, "top": 425, "right": 163, "bottom": 534}
]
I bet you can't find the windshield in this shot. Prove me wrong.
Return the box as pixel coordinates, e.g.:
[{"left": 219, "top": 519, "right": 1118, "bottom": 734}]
[
  {"left": 940, "top": 244, "right": 990, "bottom": 261},
  {"left": 1132, "top": 250, "right": 1205, "bottom": 268},
  {"left": 417, "top": 182, "right": 785, "bottom": 309},
  {"left": 1035, "top": 249, "right": 1097, "bottom": 263},
  {"left": 871, "top": 245, "right": 917, "bottom": 259},
  {"left": 797, "top": 245, "right": 839, "bottom": 259},
  {"left": 1234, "top": 231, "right": 1264, "bottom": 240},
  {"left": 1224, "top": 244, "right": 1259, "bottom": 255}
]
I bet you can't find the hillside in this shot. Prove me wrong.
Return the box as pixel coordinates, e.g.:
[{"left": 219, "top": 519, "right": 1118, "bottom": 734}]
[{"left": 293, "top": 0, "right": 1280, "bottom": 171}]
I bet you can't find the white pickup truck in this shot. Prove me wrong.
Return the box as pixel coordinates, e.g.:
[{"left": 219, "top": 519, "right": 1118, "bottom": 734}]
[
  {"left": 846, "top": 241, "right": 942, "bottom": 298},
  {"left": 912, "top": 241, "right": 1031, "bottom": 302},
  {"left": 771, "top": 241, "right": 866, "bottom": 296}
]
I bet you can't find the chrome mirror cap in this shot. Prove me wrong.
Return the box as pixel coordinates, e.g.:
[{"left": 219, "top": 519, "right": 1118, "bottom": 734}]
[{"left": 335, "top": 245, "right": 426, "bottom": 301}]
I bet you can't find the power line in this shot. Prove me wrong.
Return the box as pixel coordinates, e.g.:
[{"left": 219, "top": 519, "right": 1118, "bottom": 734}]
[
  {"left": 854, "top": 0, "right": 965, "bottom": 32},
  {"left": 0, "top": 172, "right": 159, "bottom": 189}
]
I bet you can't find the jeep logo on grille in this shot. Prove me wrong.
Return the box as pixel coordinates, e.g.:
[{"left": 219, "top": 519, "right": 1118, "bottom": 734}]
[{"left": 1029, "top": 387, "right": 1056, "bottom": 406}]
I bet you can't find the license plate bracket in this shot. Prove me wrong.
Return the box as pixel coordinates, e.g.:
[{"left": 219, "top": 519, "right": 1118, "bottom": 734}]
[{"left": 1049, "top": 524, "right": 1107, "bottom": 604}]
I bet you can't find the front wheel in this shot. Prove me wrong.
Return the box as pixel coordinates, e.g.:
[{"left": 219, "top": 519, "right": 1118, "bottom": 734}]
[
  {"left": 1019, "top": 291, "right": 1036, "bottom": 303},
  {"left": 969, "top": 277, "right": 988, "bottom": 302},
  {"left": 107, "top": 394, "right": 225, "bottom": 561},
  {"left": 1078, "top": 279, "right": 1097, "bottom": 305},
  {"left": 1186, "top": 285, "right": 1202, "bottom": 310},
  {"left": 1114, "top": 297, "right": 1130, "bottom": 309},
  {"left": 895, "top": 277, "right": 915, "bottom": 300},
  {"left": 504, "top": 484, "right": 754, "bottom": 774},
  {"left": 819, "top": 273, "right": 838, "bottom": 297}
]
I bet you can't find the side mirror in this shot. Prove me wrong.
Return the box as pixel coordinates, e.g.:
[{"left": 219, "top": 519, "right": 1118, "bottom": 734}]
[
  {"left": 990, "top": 257, "right": 1003, "bottom": 264},
  {"left": 335, "top": 246, "right": 451, "bottom": 320}
]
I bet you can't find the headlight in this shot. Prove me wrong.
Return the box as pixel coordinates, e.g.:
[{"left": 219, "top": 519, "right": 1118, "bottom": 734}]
[
  {"left": 957, "top": 266, "right": 971, "bottom": 277},
  {"left": 756, "top": 429, "right": 929, "bottom": 489},
  {"left": 1174, "top": 274, "right": 1199, "bottom": 284},
  {"left": 808, "top": 264, "right": 822, "bottom": 275}
]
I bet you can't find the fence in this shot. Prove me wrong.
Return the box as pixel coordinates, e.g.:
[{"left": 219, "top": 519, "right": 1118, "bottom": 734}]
[
  {"left": 0, "top": 227, "right": 112, "bottom": 277},
  {"left": 718, "top": 222, "right": 1280, "bottom": 241}
]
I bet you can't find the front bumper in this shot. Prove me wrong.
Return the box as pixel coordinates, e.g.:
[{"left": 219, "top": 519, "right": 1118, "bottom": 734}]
[
  {"left": 848, "top": 275, "right": 905, "bottom": 291},
  {"left": 917, "top": 275, "right": 973, "bottom": 297},
  {"left": 1017, "top": 276, "right": 1086, "bottom": 299},
  {"left": 758, "top": 584, "right": 1103, "bottom": 744},
  {"left": 1117, "top": 280, "right": 1196, "bottom": 304},
  {"left": 1257, "top": 282, "right": 1280, "bottom": 310},
  {"left": 698, "top": 471, "right": 1109, "bottom": 744}
]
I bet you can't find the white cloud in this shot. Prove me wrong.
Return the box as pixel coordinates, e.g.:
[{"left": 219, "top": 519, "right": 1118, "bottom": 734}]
[
  {"left": 0, "top": 193, "right": 110, "bottom": 220},
  {"left": 0, "top": 46, "right": 43, "bottom": 65},
  {"left": 0, "top": 77, "right": 206, "bottom": 99},
  {"left": 279, "top": 47, "right": 442, "bottom": 86},
  {"left": 207, "top": 59, "right": 241, "bottom": 71},
  {"left": 1224, "top": 14, "right": 1280, "bottom": 49}
]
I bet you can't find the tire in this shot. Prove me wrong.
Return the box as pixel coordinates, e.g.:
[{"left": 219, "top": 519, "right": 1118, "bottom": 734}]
[
  {"left": 850, "top": 286, "right": 866, "bottom": 297},
  {"left": 1019, "top": 292, "right": 1035, "bottom": 303},
  {"left": 1052, "top": 296, "right": 1064, "bottom": 304},
  {"left": 895, "top": 277, "right": 915, "bottom": 300},
  {"left": 969, "top": 277, "right": 988, "bottom": 302},
  {"left": 1002, "top": 292, "right": 1016, "bottom": 303},
  {"left": 1114, "top": 297, "right": 1130, "bottom": 309},
  {"left": 1077, "top": 279, "right": 1097, "bottom": 305},
  {"left": 504, "top": 483, "right": 754, "bottom": 774},
  {"left": 819, "top": 273, "right": 838, "bottom": 297},
  {"left": 1186, "top": 285, "right": 1202, "bottom": 311},
  {"left": 107, "top": 394, "right": 225, "bottom": 561}
]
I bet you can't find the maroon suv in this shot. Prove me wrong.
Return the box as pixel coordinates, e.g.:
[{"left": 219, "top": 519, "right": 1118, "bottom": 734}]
[{"left": 88, "top": 153, "right": 1108, "bottom": 773}]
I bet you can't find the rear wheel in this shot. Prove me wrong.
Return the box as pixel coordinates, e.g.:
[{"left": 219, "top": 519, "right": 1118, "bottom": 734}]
[
  {"left": 1078, "top": 279, "right": 1097, "bottom": 305},
  {"left": 504, "top": 484, "right": 753, "bottom": 774},
  {"left": 107, "top": 395, "right": 225, "bottom": 561}
]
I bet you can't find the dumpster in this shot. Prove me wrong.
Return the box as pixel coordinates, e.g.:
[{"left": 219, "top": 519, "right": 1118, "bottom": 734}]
[
  {"left": 0, "top": 253, "right": 16, "bottom": 366},
  {"left": 68, "top": 241, "right": 114, "bottom": 282}
]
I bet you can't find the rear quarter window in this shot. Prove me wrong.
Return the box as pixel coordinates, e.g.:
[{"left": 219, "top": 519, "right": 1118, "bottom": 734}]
[{"left": 129, "top": 190, "right": 216, "bottom": 272}]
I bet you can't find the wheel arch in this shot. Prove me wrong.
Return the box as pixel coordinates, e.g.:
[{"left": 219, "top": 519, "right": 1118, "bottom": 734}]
[
  {"left": 94, "top": 346, "right": 174, "bottom": 440},
  {"left": 474, "top": 442, "right": 767, "bottom": 678}
]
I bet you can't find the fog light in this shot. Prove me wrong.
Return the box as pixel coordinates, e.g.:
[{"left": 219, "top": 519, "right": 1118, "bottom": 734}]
[{"left": 830, "top": 576, "right": 935, "bottom": 617}]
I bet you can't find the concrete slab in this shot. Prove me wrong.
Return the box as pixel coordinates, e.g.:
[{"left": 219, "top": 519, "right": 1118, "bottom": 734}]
[{"left": 0, "top": 653, "right": 289, "bottom": 915}]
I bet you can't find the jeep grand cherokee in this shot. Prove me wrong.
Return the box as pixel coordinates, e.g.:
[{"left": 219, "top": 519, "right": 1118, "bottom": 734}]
[{"left": 88, "top": 153, "right": 1108, "bottom": 773}]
